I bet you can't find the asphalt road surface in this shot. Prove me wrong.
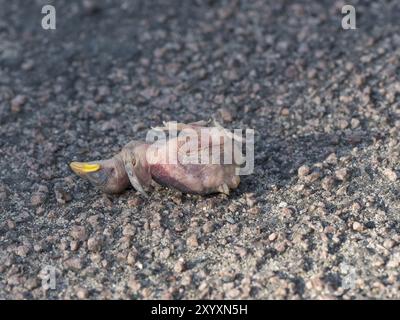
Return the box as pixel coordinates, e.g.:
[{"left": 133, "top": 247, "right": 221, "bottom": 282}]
[{"left": 0, "top": 0, "right": 399, "bottom": 299}]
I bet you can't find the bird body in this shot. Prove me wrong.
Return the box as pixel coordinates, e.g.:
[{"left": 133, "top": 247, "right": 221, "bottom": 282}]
[{"left": 70, "top": 121, "right": 243, "bottom": 196}]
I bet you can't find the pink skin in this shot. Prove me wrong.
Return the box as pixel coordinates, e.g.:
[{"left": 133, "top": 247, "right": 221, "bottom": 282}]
[{"left": 70, "top": 122, "right": 242, "bottom": 196}]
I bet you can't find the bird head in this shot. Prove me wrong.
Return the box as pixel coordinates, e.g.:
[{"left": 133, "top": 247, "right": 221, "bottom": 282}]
[
  {"left": 69, "top": 156, "right": 129, "bottom": 194},
  {"left": 69, "top": 141, "right": 151, "bottom": 196}
]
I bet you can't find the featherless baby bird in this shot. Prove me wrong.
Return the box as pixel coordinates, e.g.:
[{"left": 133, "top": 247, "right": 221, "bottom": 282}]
[{"left": 69, "top": 120, "right": 246, "bottom": 196}]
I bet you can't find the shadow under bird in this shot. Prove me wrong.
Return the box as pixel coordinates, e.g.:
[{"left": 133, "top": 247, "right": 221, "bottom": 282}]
[{"left": 69, "top": 121, "right": 245, "bottom": 196}]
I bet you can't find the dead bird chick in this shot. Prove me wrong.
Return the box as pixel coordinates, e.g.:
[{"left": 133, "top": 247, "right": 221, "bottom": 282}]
[{"left": 70, "top": 121, "right": 244, "bottom": 196}]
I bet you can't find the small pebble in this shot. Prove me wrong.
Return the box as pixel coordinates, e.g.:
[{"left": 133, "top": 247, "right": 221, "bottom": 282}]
[
  {"left": 304, "top": 171, "right": 321, "bottom": 183},
  {"left": 383, "top": 168, "right": 397, "bottom": 182},
  {"left": 128, "top": 278, "right": 141, "bottom": 293},
  {"left": 76, "top": 287, "right": 89, "bottom": 299},
  {"left": 268, "top": 233, "right": 277, "bottom": 242},
  {"left": 70, "top": 241, "right": 79, "bottom": 251},
  {"left": 55, "top": 187, "right": 72, "bottom": 204},
  {"left": 383, "top": 239, "right": 395, "bottom": 250},
  {"left": 226, "top": 288, "right": 240, "bottom": 298},
  {"left": 174, "top": 259, "right": 186, "bottom": 273},
  {"left": 21, "top": 59, "right": 35, "bottom": 71},
  {"left": 298, "top": 165, "right": 310, "bottom": 177},
  {"left": 338, "top": 119, "right": 349, "bottom": 129},
  {"left": 186, "top": 234, "right": 199, "bottom": 247},
  {"left": 64, "top": 258, "right": 83, "bottom": 270},
  {"left": 159, "top": 248, "right": 171, "bottom": 259},
  {"left": 70, "top": 226, "right": 87, "bottom": 241},
  {"left": 122, "top": 224, "right": 136, "bottom": 236},
  {"left": 202, "top": 221, "right": 215, "bottom": 233},
  {"left": 11, "top": 95, "right": 27, "bottom": 113},
  {"left": 218, "top": 107, "right": 233, "bottom": 123},
  {"left": 274, "top": 242, "right": 286, "bottom": 253},
  {"left": 325, "top": 153, "right": 337, "bottom": 165},
  {"left": 24, "top": 278, "right": 39, "bottom": 290},
  {"left": 335, "top": 168, "right": 348, "bottom": 181},
  {"left": 127, "top": 252, "right": 137, "bottom": 265},
  {"left": 351, "top": 118, "right": 360, "bottom": 128},
  {"left": 352, "top": 221, "right": 364, "bottom": 232},
  {"left": 87, "top": 236, "right": 102, "bottom": 252},
  {"left": 128, "top": 197, "right": 143, "bottom": 208},
  {"left": 16, "top": 245, "right": 30, "bottom": 257},
  {"left": 245, "top": 193, "right": 257, "bottom": 207},
  {"left": 281, "top": 108, "right": 290, "bottom": 116},
  {"left": 281, "top": 207, "right": 294, "bottom": 217},
  {"left": 351, "top": 202, "right": 362, "bottom": 212},
  {"left": 31, "top": 193, "right": 46, "bottom": 206},
  {"left": 321, "top": 177, "right": 335, "bottom": 191}
]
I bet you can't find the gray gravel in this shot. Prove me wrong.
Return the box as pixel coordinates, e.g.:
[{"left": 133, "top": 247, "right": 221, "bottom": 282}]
[{"left": 1, "top": 0, "right": 399, "bottom": 299}]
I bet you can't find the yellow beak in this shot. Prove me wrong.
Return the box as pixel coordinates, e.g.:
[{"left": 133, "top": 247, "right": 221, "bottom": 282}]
[{"left": 69, "top": 162, "right": 101, "bottom": 174}]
